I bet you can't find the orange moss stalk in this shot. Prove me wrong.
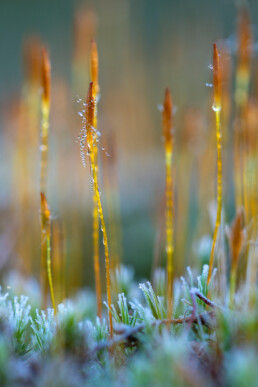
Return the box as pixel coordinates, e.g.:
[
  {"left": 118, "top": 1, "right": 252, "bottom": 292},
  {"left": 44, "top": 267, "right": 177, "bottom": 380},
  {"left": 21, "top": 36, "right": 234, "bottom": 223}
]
[
  {"left": 40, "top": 47, "right": 50, "bottom": 195},
  {"left": 85, "top": 82, "right": 113, "bottom": 337},
  {"left": 40, "top": 193, "right": 56, "bottom": 313},
  {"left": 15, "top": 38, "right": 42, "bottom": 276},
  {"left": 235, "top": 8, "right": 252, "bottom": 108},
  {"left": 207, "top": 43, "right": 223, "bottom": 286},
  {"left": 227, "top": 209, "right": 246, "bottom": 305},
  {"left": 234, "top": 9, "right": 257, "bottom": 307},
  {"left": 90, "top": 40, "right": 102, "bottom": 319},
  {"left": 40, "top": 47, "right": 51, "bottom": 307},
  {"left": 162, "top": 88, "right": 174, "bottom": 319},
  {"left": 90, "top": 40, "right": 100, "bottom": 99},
  {"left": 73, "top": 8, "right": 96, "bottom": 94},
  {"left": 235, "top": 9, "right": 252, "bottom": 217}
]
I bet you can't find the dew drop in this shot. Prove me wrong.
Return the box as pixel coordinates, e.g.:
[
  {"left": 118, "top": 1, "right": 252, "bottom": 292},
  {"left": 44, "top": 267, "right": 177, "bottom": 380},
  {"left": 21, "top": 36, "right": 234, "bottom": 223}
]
[
  {"left": 206, "top": 83, "right": 213, "bottom": 88},
  {"left": 96, "top": 94, "right": 101, "bottom": 104},
  {"left": 212, "top": 105, "right": 221, "bottom": 112},
  {"left": 157, "top": 104, "right": 164, "bottom": 112}
]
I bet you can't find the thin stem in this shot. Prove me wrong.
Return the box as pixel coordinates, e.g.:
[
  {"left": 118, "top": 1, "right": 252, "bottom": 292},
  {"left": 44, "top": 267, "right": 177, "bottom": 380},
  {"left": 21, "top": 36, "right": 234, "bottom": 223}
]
[
  {"left": 90, "top": 150, "right": 113, "bottom": 337},
  {"left": 92, "top": 147, "right": 102, "bottom": 319},
  {"left": 90, "top": 40, "right": 102, "bottom": 319},
  {"left": 229, "top": 266, "right": 236, "bottom": 307},
  {"left": 40, "top": 106, "right": 49, "bottom": 309},
  {"left": 208, "top": 109, "right": 222, "bottom": 285},
  {"left": 40, "top": 106, "right": 49, "bottom": 194},
  {"left": 162, "top": 88, "right": 174, "bottom": 319},
  {"left": 208, "top": 44, "right": 223, "bottom": 286},
  {"left": 166, "top": 150, "right": 173, "bottom": 318},
  {"left": 47, "top": 235, "right": 56, "bottom": 313}
]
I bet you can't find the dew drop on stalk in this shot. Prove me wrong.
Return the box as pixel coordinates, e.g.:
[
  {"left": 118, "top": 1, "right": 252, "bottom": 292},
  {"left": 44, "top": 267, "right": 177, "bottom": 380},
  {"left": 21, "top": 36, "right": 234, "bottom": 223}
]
[{"left": 212, "top": 104, "right": 221, "bottom": 112}]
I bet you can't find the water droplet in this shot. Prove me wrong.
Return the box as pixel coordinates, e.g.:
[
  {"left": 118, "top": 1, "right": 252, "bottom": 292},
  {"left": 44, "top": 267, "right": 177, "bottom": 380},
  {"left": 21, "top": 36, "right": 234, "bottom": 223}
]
[
  {"left": 96, "top": 94, "right": 101, "bottom": 104},
  {"left": 212, "top": 105, "right": 221, "bottom": 112},
  {"left": 208, "top": 64, "right": 214, "bottom": 71},
  {"left": 40, "top": 144, "right": 47, "bottom": 151},
  {"left": 206, "top": 83, "right": 213, "bottom": 88},
  {"left": 157, "top": 104, "right": 164, "bottom": 112},
  {"left": 78, "top": 112, "right": 83, "bottom": 117}
]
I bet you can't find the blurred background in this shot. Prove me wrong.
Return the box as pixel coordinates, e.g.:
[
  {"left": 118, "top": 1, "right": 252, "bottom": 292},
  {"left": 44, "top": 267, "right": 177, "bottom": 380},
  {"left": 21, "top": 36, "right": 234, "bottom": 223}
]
[{"left": 0, "top": 0, "right": 258, "bottom": 298}]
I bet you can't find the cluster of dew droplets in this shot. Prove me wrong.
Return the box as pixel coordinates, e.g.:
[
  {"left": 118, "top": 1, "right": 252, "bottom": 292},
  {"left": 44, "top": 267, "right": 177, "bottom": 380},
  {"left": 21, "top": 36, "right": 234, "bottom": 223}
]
[{"left": 76, "top": 95, "right": 101, "bottom": 168}]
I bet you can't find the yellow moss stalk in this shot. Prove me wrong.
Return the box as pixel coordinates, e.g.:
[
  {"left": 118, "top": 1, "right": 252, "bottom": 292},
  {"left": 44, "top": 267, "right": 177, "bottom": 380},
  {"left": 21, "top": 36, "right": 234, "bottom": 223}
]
[
  {"left": 207, "top": 43, "right": 223, "bottom": 286},
  {"left": 102, "top": 132, "right": 122, "bottom": 290},
  {"left": 85, "top": 82, "right": 113, "bottom": 337},
  {"left": 40, "top": 192, "right": 56, "bottom": 313},
  {"left": 40, "top": 47, "right": 51, "bottom": 307},
  {"left": 52, "top": 220, "right": 66, "bottom": 304},
  {"left": 162, "top": 88, "right": 174, "bottom": 319},
  {"left": 90, "top": 39, "right": 102, "bottom": 319}
]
